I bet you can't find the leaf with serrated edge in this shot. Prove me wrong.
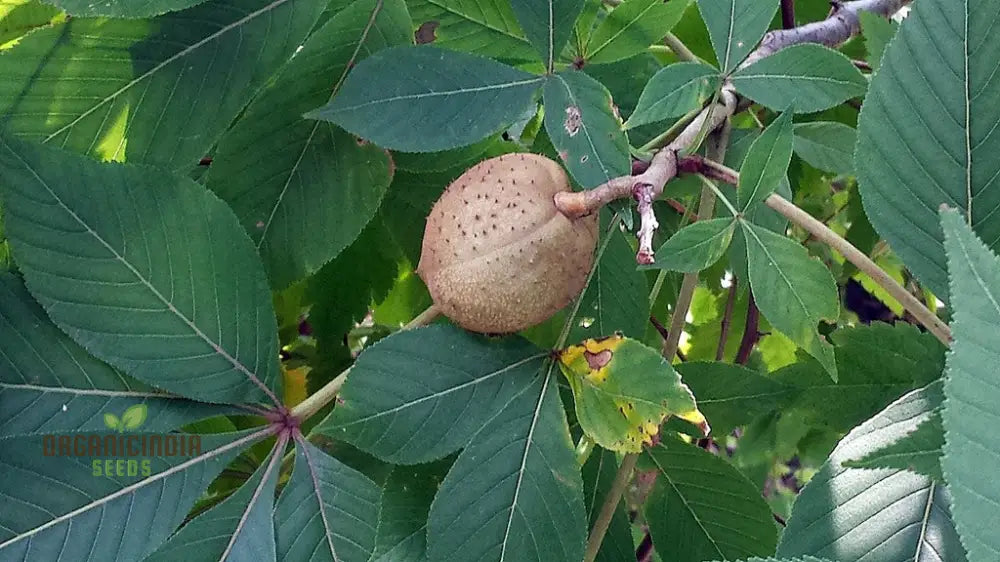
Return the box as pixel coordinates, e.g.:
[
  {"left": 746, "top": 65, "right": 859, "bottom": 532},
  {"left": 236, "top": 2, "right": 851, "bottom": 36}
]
[
  {"left": 44, "top": 0, "right": 206, "bottom": 17},
  {"left": 731, "top": 44, "right": 867, "bottom": 113},
  {"left": 0, "top": 273, "right": 233, "bottom": 436},
  {"left": 314, "top": 325, "right": 546, "bottom": 464},
  {"left": 274, "top": 439, "right": 382, "bottom": 562},
  {"left": 209, "top": 0, "right": 407, "bottom": 289},
  {"left": 0, "top": 136, "right": 281, "bottom": 405},
  {"left": 856, "top": 1, "right": 1000, "bottom": 301},
  {"left": 940, "top": 208, "right": 1000, "bottom": 560},
  {"left": 426, "top": 368, "right": 587, "bottom": 561},
  {"left": 642, "top": 437, "right": 779, "bottom": 561},
  {"left": 778, "top": 381, "right": 966, "bottom": 562},
  {"left": 843, "top": 412, "right": 943, "bottom": 480},
  {"left": 0, "top": 429, "right": 265, "bottom": 560},
  {"left": 558, "top": 335, "right": 709, "bottom": 452},
  {"left": 306, "top": 45, "right": 543, "bottom": 152},
  {"left": 0, "top": 0, "right": 325, "bottom": 171},
  {"left": 146, "top": 438, "right": 287, "bottom": 561}
]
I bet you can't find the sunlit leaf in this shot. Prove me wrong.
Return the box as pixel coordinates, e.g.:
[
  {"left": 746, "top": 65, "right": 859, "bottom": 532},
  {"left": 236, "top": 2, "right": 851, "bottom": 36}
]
[
  {"left": 209, "top": 0, "right": 408, "bottom": 289},
  {"left": 940, "top": 208, "right": 1000, "bottom": 560},
  {"left": 0, "top": 0, "right": 325, "bottom": 170},
  {"left": 777, "top": 382, "right": 966, "bottom": 562}
]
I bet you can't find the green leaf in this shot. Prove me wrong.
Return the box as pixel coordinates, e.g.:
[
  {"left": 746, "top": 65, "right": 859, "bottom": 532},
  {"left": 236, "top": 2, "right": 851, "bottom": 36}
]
[
  {"left": 41, "top": 0, "right": 206, "bottom": 17},
  {"left": 843, "top": 412, "right": 943, "bottom": 480},
  {"left": 855, "top": 1, "right": 998, "bottom": 301},
  {"left": 729, "top": 558, "right": 836, "bottom": 562},
  {"left": 582, "top": 448, "right": 635, "bottom": 562},
  {"left": 696, "top": 0, "right": 778, "bottom": 72},
  {"left": 407, "top": 0, "right": 535, "bottom": 60},
  {"left": 792, "top": 122, "right": 856, "bottom": 175},
  {"left": 586, "top": 0, "right": 691, "bottom": 64},
  {"left": 940, "top": 208, "right": 1000, "bottom": 560},
  {"left": 731, "top": 44, "right": 867, "bottom": 113},
  {"left": 0, "top": 273, "right": 235, "bottom": 436},
  {"left": 739, "top": 111, "right": 793, "bottom": 211},
  {"left": 625, "top": 62, "right": 720, "bottom": 129},
  {"left": 777, "top": 382, "right": 967, "bottom": 562},
  {"left": 371, "top": 462, "right": 448, "bottom": 561},
  {"left": 558, "top": 335, "right": 709, "bottom": 453},
  {"left": 543, "top": 70, "right": 631, "bottom": 188},
  {"left": 0, "top": 430, "right": 263, "bottom": 560},
  {"left": 858, "top": 10, "right": 896, "bottom": 71},
  {"left": 675, "top": 361, "right": 796, "bottom": 436},
  {"left": 121, "top": 404, "right": 148, "bottom": 430},
  {"left": 306, "top": 45, "right": 543, "bottom": 152},
  {"left": 426, "top": 369, "right": 587, "bottom": 562},
  {"left": 774, "top": 322, "right": 946, "bottom": 433},
  {"left": 646, "top": 217, "right": 735, "bottom": 273},
  {"left": 0, "top": 1, "right": 61, "bottom": 47},
  {"left": 569, "top": 221, "right": 649, "bottom": 341},
  {"left": 510, "top": 0, "right": 584, "bottom": 70},
  {"left": 642, "top": 437, "right": 780, "bottom": 561},
  {"left": 273, "top": 440, "right": 382, "bottom": 562},
  {"left": 0, "top": 137, "right": 282, "bottom": 405},
  {"left": 0, "top": 0, "right": 325, "bottom": 171},
  {"left": 315, "top": 325, "right": 546, "bottom": 464},
  {"left": 208, "top": 0, "right": 408, "bottom": 290},
  {"left": 146, "top": 442, "right": 284, "bottom": 561},
  {"left": 742, "top": 221, "right": 839, "bottom": 379}
]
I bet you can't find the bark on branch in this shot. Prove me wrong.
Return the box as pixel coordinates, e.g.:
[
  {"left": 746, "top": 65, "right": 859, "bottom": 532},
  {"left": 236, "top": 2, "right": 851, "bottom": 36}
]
[{"left": 554, "top": 0, "right": 912, "bottom": 264}]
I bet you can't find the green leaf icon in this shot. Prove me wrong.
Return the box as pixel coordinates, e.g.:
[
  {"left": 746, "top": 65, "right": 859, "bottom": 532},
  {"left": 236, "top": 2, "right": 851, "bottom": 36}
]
[
  {"left": 121, "top": 404, "right": 148, "bottom": 431},
  {"left": 103, "top": 413, "right": 120, "bottom": 431}
]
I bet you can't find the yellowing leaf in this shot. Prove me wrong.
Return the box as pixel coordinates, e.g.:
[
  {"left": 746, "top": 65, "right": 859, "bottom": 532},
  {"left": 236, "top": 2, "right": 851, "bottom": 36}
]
[{"left": 558, "top": 335, "right": 709, "bottom": 453}]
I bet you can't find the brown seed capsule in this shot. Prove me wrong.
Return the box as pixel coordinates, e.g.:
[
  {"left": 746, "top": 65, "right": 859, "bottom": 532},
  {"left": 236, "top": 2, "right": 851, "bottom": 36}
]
[{"left": 416, "top": 153, "right": 598, "bottom": 334}]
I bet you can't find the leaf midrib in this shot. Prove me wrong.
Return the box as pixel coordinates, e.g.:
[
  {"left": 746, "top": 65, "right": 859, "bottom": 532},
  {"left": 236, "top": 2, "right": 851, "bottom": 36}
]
[
  {"left": 42, "top": 0, "right": 294, "bottom": 145},
  {"left": 3, "top": 142, "right": 275, "bottom": 403}
]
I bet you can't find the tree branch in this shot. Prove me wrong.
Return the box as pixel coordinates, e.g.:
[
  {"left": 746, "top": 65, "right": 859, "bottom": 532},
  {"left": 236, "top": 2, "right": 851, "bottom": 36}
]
[
  {"left": 677, "top": 156, "right": 951, "bottom": 345},
  {"left": 553, "top": 0, "right": 911, "bottom": 265}
]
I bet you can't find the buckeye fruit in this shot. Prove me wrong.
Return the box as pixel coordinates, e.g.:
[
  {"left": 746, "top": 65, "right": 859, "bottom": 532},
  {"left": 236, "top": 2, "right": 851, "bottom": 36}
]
[{"left": 416, "top": 153, "right": 598, "bottom": 334}]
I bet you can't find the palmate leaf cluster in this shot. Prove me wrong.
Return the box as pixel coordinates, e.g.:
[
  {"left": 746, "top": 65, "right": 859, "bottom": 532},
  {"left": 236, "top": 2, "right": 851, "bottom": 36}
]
[{"left": 0, "top": 0, "right": 997, "bottom": 561}]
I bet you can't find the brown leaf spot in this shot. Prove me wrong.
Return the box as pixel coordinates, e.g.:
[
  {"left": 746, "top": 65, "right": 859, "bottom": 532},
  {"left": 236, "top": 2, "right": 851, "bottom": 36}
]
[
  {"left": 564, "top": 106, "right": 582, "bottom": 137},
  {"left": 415, "top": 21, "right": 438, "bottom": 44},
  {"left": 584, "top": 348, "right": 613, "bottom": 370}
]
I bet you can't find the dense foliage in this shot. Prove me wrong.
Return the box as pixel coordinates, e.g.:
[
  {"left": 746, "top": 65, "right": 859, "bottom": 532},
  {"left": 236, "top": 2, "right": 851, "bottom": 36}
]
[{"left": 0, "top": 0, "right": 996, "bottom": 561}]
